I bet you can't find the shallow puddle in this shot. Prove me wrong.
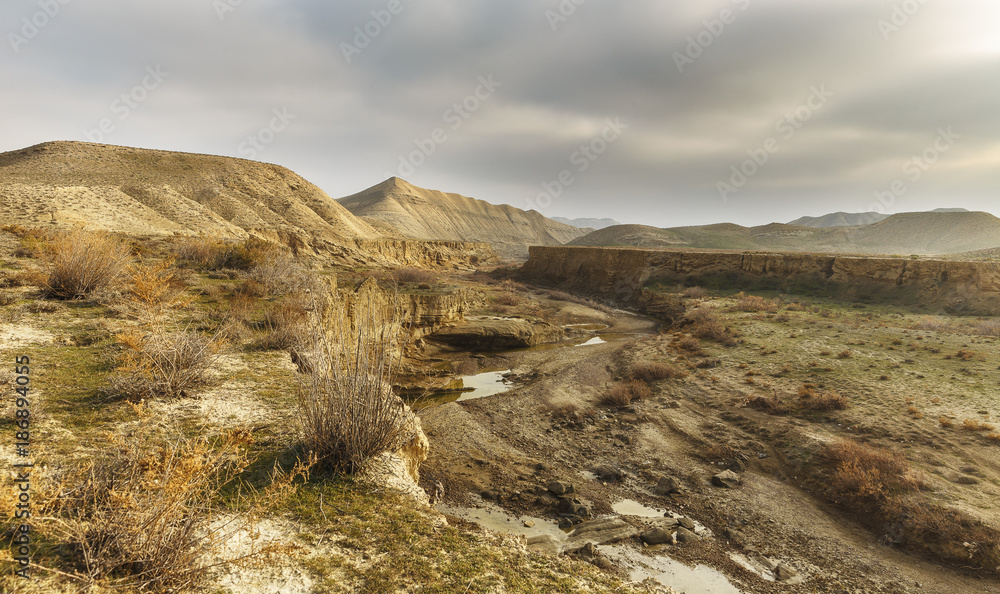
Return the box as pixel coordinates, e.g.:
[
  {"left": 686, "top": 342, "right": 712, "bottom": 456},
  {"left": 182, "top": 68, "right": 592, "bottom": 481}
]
[
  {"left": 601, "top": 545, "right": 746, "bottom": 594},
  {"left": 612, "top": 499, "right": 667, "bottom": 518},
  {"left": 412, "top": 369, "right": 513, "bottom": 409}
]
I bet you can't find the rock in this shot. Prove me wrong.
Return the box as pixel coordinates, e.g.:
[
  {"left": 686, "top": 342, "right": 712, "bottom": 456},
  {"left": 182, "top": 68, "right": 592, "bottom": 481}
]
[
  {"left": 558, "top": 517, "right": 574, "bottom": 530},
  {"left": 547, "top": 480, "right": 572, "bottom": 496},
  {"left": 523, "top": 520, "right": 535, "bottom": 528},
  {"left": 724, "top": 528, "right": 748, "bottom": 548},
  {"left": 656, "top": 517, "right": 680, "bottom": 529},
  {"left": 526, "top": 534, "right": 563, "bottom": 555},
  {"left": 593, "top": 556, "right": 616, "bottom": 571},
  {"left": 674, "top": 527, "right": 699, "bottom": 544},
  {"left": 481, "top": 490, "right": 499, "bottom": 501},
  {"left": 677, "top": 517, "right": 696, "bottom": 531},
  {"left": 568, "top": 517, "right": 638, "bottom": 547},
  {"left": 566, "top": 542, "right": 598, "bottom": 563},
  {"left": 641, "top": 528, "right": 674, "bottom": 546},
  {"left": 557, "top": 499, "right": 589, "bottom": 517},
  {"left": 712, "top": 470, "right": 742, "bottom": 489},
  {"left": 725, "top": 458, "right": 748, "bottom": 473},
  {"left": 653, "top": 476, "right": 683, "bottom": 496},
  {"left": 776, "top": 563, "right": 799, "bottom": 581},
  {"left": 593, "top": 464, "right": 625, "bottom": 483}
]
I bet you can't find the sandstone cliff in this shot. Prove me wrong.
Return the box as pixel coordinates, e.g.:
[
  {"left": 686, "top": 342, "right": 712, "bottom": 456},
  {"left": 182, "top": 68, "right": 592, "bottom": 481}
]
[
  {"left": 522, "top": 246, "right": 1000, "bottom": 314},
  {"left": 337, "top": 177, "right": 590, "bottom": 259}
]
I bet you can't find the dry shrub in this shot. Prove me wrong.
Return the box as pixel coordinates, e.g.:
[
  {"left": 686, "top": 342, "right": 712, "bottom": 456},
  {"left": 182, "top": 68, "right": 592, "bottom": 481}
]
[
  {"left": 986, "top": 432, "right": 1000, "bottom": 444},
  {"left": 249, "top": 250, "right": 313, "bottom": 296},
  {"left": 825, "top": 440, "right": 915, "bottom": 507},
  {"left": 687, "top": 308, "right": 741, "bottom": 346},
  {"left": 801, "top": 391, "right": 850, "bottom": 410},
  {"left": 255, "top": 294, "right": 310, "bottom": 350},
  {"left": 681, "top": 286, "right": 707, "bottom": 299},
  {"left": 628, "top": 361, "right": 686, "bottom": 382},
  {"left": 37, "top": 428, "right": 309, "bottom": 591},
  {"left": 974, "top": 319, "right": 1000, "bottom": 337},
  {"left": 494, "top": 291, "right": 521, "bottom": 306},
  {"left": 174, "top": 236, "right": 280, "bottom": 272},
  {"left": 115, "top": 258, "right": 192, "bottom": 320},
  {"left": 785, "top": 302, "right": 808, "bottom": 312},
  {"left": 544, "top": 289, "right": 614, "bottom": 314},
  {"left": 938, "top": 416, "right": 954, "bottom": 428},
  {"left": 962, "top": 419, "right": 994, "bottom": 432},
  {"left": 733, "top": 292, "right": 780, "bottom": 313},
  {"left": 837, "top": 350, "right": 852, "bottom": 359},
  {"left": 392, "top": 267, "right": 436, "bottom": 285},
  {"left": 110, "top": 327, "right": 228, "bottom": 400},
  {"left": 744, "top": 393, "right": 785, "bottom": 414},
  {"left": 41, "top": 228, "right": 133, "bottom": 299},
  {"left": 956, "top": 349, "right": 981, "bottom": 362},
  {"left": 546, "top": 401, "right": 581, "bottom": 421},
  {"left": 297, "top": 283, "right": 411, "bottom": 474},
  {"left": 602, "top": 380, "right": 651, "bottom": 407}
]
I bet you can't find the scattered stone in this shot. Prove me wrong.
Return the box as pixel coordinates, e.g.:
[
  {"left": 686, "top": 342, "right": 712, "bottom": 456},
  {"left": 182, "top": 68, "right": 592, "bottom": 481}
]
[
  {"left": 614, "top": 433, "right": 631, "bottom": 445},
  {"left": 547, "top": 480, "right": 572, "bottom": 496},
  {"left": 481, "top": 490, "right": 499, "bottom": 501},
  {"left": 677, "top": 517, "right": 696, "bottom": 531},
  {"left": 566, "top": 542, "right": 598, "bottom": 563},
  {"left": 523, "top": 520, "right": 535, "bottom": 528},
  {"left": 557, "top": 498, "right": 589, "bottom": 517},
  {"left": 675, "top": 527, "right": 699, "bottom": 544},
  {"left": 593, "top": 464, "right": 625, "bottom": 483},
  {"left": 656, "top": 517, "right": 680, "bottom": 529},
  {"left": 776, "top": 563, "right": 799, "bottom": 581},
  {"left": 558, "top": 517, "right": 574, "bottom": 530},
  {"left": 712, "top": 470, "right": 742, "bottom": 489},
  {"left": 725, "top": 458, "right": 748, "bottom": 473},
  {"left": 641, "top": 527, "right": 674, "bottom": 546},
  {"left": 568, "top": 517, "right": 638, "bottom": 547},
  {"left": 653, "top": 476, "right": 683, "bottom": 496},
  {"left": 724, "top": 527, "right": 748, "bottom": 548}
]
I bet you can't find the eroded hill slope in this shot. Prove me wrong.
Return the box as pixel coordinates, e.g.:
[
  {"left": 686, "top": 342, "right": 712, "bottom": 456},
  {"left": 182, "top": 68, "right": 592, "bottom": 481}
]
[{"left": 338, "top": 177, "right": 590, "bottom": 259}]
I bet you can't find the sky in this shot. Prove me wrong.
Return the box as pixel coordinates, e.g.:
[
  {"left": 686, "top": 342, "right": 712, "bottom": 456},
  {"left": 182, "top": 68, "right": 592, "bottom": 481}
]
[{"left": 2, "top": 0, "right": 998, "bottom": 228}]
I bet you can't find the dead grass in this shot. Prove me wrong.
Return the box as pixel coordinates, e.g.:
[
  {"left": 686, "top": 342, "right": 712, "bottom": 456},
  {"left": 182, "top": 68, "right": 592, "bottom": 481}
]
[
  {"left": 628, "top": 361, "right": 686, "bottom": 381},
  {"left": 733, "top": 292, "right": 780, "bottom": 313},
  {"left": 602, "top": 380, "right": 652, "bottom": 407},
  {"left": 687, "top": 308, "right": 741, "bottom": 346}
]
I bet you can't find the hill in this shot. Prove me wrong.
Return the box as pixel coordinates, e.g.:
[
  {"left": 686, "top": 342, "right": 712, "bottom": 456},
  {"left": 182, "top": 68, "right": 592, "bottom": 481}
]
[
  {"left": 788, "top": 211, "right": 889, "bottom": 228},
  {"left": 0, "top": 141, "right": 386, "bottom": 254},
  {"left": 337, "top": 178, "right": 589, "bottom": 258},
  {"left": 570, "top": 211, "right": 1000, "bottom": 255},
  {"left": 550, "top": 216, "right": 620, "bottom": 230}
]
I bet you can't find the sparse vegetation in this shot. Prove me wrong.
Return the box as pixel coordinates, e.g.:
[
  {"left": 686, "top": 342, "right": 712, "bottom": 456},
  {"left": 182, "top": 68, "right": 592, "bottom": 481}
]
[
  {"left": 40, "top": 228, "right": 133, "bottom": 299},
  {"left": 603, "top": 380, "right": 652, "bottom": 407},
  {"left": 628, "top": 361, "right": 686, "bottom": 381}
]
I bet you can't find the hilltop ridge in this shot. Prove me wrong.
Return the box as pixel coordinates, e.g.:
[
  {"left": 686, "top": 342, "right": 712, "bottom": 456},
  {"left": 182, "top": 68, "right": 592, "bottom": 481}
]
[{"left": 337, "top": 177, "right": 590, "bottom": 259}]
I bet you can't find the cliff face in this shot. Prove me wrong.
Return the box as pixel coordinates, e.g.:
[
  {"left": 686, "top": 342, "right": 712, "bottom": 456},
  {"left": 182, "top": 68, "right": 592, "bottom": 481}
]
[
  {"left": 338, "top": 178, "right": 589, "bottom": 259},
  {"left": 522, "top": 246, "right": 1000, "bottom": 313}
]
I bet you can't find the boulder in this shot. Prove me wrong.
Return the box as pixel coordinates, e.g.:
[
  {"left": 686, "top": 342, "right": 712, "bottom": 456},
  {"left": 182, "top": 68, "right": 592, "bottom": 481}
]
[
  {"left": 653, "top": 476, "right": 683, "bottom": 496},
  {"left": 674, "top": 527, "right": 699, "bottom": 544},
  {"left": 641, "top": 528, "right": 674, "bottom": 546},
  {"left": 568, "top": 517, "right": 638, "bottom": 547},
  {"left": 712, "top": 470, "right": 742, "bottom": 489}
]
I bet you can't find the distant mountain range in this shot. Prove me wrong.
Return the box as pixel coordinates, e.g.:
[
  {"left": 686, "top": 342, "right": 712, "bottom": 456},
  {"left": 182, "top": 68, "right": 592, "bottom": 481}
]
[
  {"left": 788, "top": 208, "right": 969, "bottom": 228},
  {"left": 550, "top": 217, "right": 621, "bottom": 230},
  {"left": 570, "top": 211, "right": 1000, "bottom": 256},
  {"left": 336, "top": 178, "right": 589, "bottom": 259}
]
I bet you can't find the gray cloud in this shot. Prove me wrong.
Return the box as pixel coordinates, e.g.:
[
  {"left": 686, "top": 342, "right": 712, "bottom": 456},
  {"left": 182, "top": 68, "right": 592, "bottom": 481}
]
[{"left": 2, "top": 0, "right": 997, "bottom": 227}]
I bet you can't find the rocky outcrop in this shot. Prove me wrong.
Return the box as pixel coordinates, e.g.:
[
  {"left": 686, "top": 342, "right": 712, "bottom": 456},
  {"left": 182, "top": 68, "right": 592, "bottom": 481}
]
[
  {"left": 338, "top": 177, "right": 590, "bottom": 259},
  {"left": 521, "top": 246, "right": 1000, "bottom": 313},
  {"left": 426, "top": 317, "right": 569, "bottom": 350}
]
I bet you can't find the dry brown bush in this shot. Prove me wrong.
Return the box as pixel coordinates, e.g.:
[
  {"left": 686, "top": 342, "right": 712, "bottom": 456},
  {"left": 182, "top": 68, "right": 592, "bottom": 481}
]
[
  {"left": 40, "top": 228, "right": 133, "bottom": 299},
  {"left": 733, "top": 292, "right": 780, "bottom": 313},
  {"left": 494, "top": 291, "right": 521, "bottom": 306},
  {"left": 744, "top": 393, "right": 785, "bottom": 414},
  {"left": 255, "top": 293, "right": 310, "bottom": 350},
  {"left": 687, "top": 309, "right": 741, "bottom": 346},
  {"left": 110, "top": 326, "right": 228, "bottom": 400},
  {"left": 824, "top": 440, "right": 914, "bottom": 507},
  {"left": 975, "top": 319, "right": 1000, "bottom": 337},
  {"left": 801, "top": 391, "right": 850, "bottom": 411},
  {"left": 602, "top": 380, "right": 651, "bottom": 407},
  {"left": 628, "top": 361, "right": 686, "bottom": 381},
  {"left": 297, "top": 284, "right": 411, "bottom": 474},
  {"left": 681, "top": 286, "right": 707, "bottom": 299},
  {"left": 249, "top": 250, "right": 313, "bottom": 296},
  {"left": 392, "top": 267, "right": 437, "bottom": 284}
]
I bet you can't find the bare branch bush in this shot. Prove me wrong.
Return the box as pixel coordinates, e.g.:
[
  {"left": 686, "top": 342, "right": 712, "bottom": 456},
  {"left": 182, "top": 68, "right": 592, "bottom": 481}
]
[{"left": 297, "top": 280, "right": 410, "bottom": 474}]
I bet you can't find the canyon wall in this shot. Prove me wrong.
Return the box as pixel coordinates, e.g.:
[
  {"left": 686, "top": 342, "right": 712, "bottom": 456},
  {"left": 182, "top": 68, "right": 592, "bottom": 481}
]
[{"left": 521, "top": 246, "right": 1000, "bottom": 314}]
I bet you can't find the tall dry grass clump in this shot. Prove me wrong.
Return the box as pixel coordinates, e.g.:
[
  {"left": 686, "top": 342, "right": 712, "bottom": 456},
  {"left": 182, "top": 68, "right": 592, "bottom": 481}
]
[
  {"left": 733, "top": 292, "right": 780, "bottom": 313},
  {"left": 36, "top": 426, "right": 310, "bottom": 591},
  {"left": 41, "top": 228, "right": 133, "bottom": 298},
  {"left": 297, "top": 280, "right": 410, "bottom": 474}
]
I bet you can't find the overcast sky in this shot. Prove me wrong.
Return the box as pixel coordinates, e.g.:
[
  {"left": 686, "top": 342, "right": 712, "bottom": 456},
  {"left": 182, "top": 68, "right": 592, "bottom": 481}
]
[{"left": 3, "top": 0, "right": 998, "bottom": 227}]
